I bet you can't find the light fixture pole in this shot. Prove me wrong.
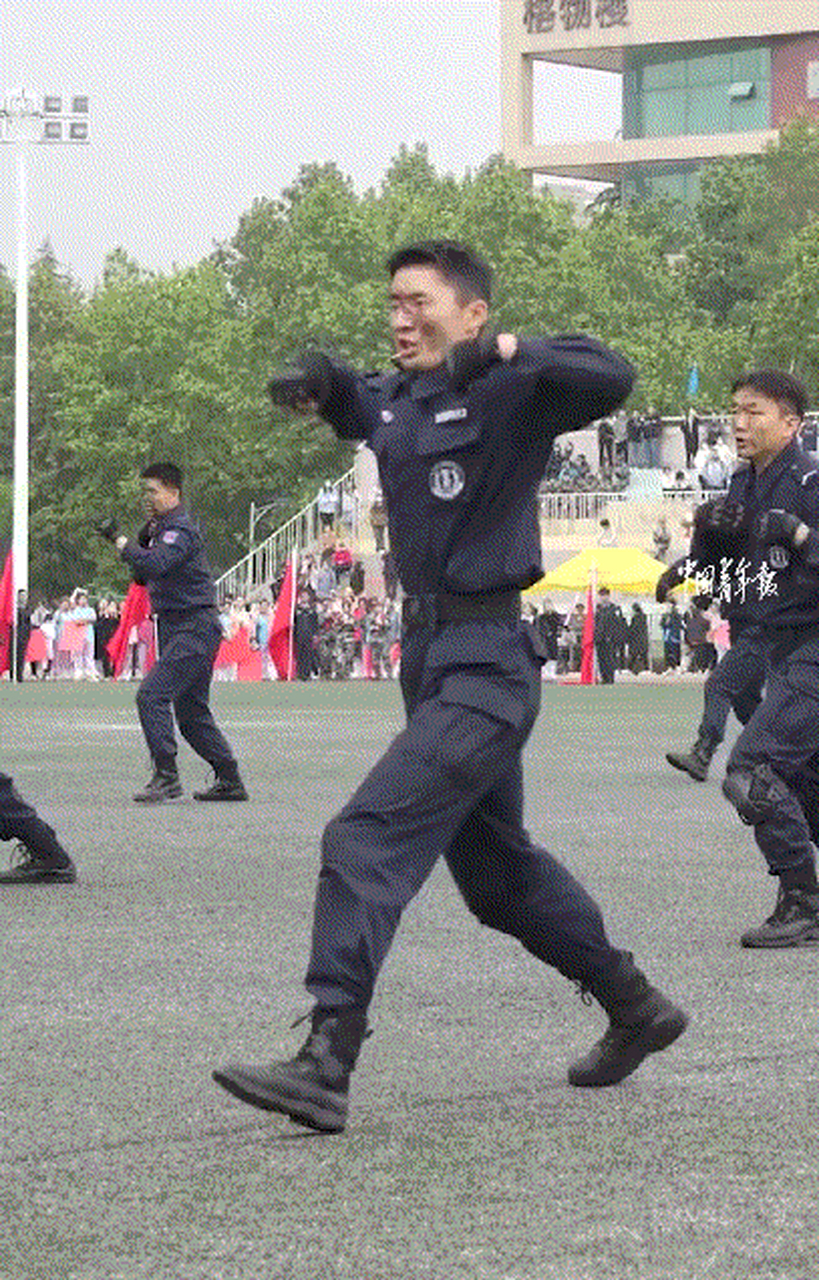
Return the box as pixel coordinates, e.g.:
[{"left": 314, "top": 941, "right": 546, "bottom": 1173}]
[{"left": 0, "top": 90, "right": 89, "bottom": 680}]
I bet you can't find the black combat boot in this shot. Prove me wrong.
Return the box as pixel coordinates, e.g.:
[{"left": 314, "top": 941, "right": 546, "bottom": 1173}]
[
  {"left": 568, "top": 953, "right": 688, "bottom": 1087},
  {"left": 133, "top": 765, "right": 182, "bottom": 803},
  {"left": 0, "top": 815, "right": 76, "bottom": 884},
  {"left": 740, "top": 862, "right": 819, "bottom": 948},
  {"left": 193, "top": 763, "right": 248, "bottom": 802},
  {"left": 213, "top": 1004, "right": 369, "bottom": 1133},
  {"left": 666, "top": 726, "right": 720, "bottom": 782}
]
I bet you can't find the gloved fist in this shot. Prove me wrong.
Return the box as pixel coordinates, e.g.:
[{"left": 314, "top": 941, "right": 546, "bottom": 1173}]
[
  {"left": 94, "top": 518, "right": 119, "bottom": 543},
  {"left": 446, "top": 329, "right": 501, "bottom": 392},
  {"left": 694, "top": 498, "right": 748, "bottom": 536},
  {"left": 755, "top": 509, "right": 811, "bottom": 549},
  {"left": 137, "top": 522, "right": 153, "bottom": 548},
  {"left": 267, "top": 349, "right": 333, "bottom": 410},
  {"left": 655, "top": 560, "right": 685, "bottom": 603}
]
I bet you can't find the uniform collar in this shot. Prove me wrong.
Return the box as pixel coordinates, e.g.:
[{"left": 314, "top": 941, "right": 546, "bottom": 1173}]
[
  {"left": 387, "top": 365, "right": 450, "bottom": 401},
  {"left": 749, "top": 438, "right": 802, "bottom": 499}
]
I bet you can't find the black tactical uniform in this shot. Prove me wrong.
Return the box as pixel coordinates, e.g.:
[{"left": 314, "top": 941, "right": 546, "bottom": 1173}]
[
  {"left": 215, "top": 334, "right": 688, "bottom": 1131},
  {"left": 120, "top": 506, "right": 246, "bottom": 802},
  {"left": 0, "top": 772, "right": 76, "bottom": 883},
  {"left": 676, "top": 440, "right": 819, "bottom": 942}
]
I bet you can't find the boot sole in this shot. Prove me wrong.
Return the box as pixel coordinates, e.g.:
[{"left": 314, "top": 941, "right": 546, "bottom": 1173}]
[
  {"left": 569, "top": 1009, "right": 689, "bottom": 1087},
  {"left": 212, "top": 1068, "right": 347, "bottom": 1133},
  {"left": 133, "top": 794, "right": 184, "bottom": 804},
  {"left": 665, "top": 754, "right": 707, "bottom": 781},
  {"left": 0, "top": 869, "right": 77, "bottom": 884},
  {"left": 741, "top": 931, "right": 819, "bottom": 948},
  {"left": 192, "top": 794, "right": 248, "bottom": 802}
]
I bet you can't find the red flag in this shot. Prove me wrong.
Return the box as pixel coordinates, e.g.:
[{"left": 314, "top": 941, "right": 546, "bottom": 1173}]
[
  {"left": 269, "top": 560, "right": 296, "bottom": 680},
  {"left": 0, "top": 549, "right": 12, "bottom": 677},
  {"left": 106, "top": 583, "right": 155, "bottom": 677},
  {"left": 580, "top": 583, "right": 595, "bottom": 685}
]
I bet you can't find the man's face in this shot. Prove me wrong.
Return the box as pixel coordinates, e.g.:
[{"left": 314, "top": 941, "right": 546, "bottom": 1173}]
[
  {"left": 143, "top": 478, "right": 180, "bottom": 518},
  {"left": 388, "top": 265, "right": 488, "bottom": 372},
  {"left": 732, "top": 387, "right": 801, "bottom": 468}
]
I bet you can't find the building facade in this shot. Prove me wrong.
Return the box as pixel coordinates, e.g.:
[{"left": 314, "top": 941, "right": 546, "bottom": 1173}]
[{"left": 501, "top": 1, "right": 819, "bottom": 200}]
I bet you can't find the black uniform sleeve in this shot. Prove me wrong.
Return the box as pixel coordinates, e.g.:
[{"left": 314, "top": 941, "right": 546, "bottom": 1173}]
[
  {"left": 511, "top": 335, "right": 635, "bottom": 436},
  {"left": 121, "top": 526, "right": 195, "bottom": 578},
  {"left": 319, "top": 360, "right": 381, "bottom": 442}
]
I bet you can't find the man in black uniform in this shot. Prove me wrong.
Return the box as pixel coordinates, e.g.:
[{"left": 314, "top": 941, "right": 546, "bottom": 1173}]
[
  {"left": 213, "top": 241, "right": 688, "bottom": 1132},
  {"left": 97, "top": 463, "right": 247, "bottom": 803},
  {"left": 662, "top": 371, "right": 819, "bottom": 946},
  {"left": 0, "top": 773, "right": 76, "bottom": 883}
]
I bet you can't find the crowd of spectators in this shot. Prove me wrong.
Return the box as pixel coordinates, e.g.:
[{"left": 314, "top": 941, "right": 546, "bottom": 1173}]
[{"left": 540, "top": 409, "right": 746, "bottom": 496}]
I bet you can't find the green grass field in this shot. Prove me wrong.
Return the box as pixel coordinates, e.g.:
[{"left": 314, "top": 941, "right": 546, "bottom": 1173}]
[{"left": 1, "top": 679, "right": 818, "bottom": 1280}]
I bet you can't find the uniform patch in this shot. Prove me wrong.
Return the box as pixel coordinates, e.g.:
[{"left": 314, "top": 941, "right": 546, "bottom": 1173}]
[
  {"left": 434, "top": 407, "right": 467, "bottom": 424},
  {"left": 768, "top": 545, "right": 790, "bottom": 569},
  {"left": 162, "top": 530, "right": 180, "bottom": 544},
  {"left": 429, "top": 460, "right": 466, "bottom": 500},
  {"left": 381, "top": 410, "right": 394, "bottom": 423}
]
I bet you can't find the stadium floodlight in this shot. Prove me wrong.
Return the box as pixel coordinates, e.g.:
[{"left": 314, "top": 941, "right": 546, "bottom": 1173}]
[{"left": 0, "top": 89, "right": 90, "bottom": 681}]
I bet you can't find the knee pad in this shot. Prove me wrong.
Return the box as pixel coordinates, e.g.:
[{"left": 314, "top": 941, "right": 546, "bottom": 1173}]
[{"left": 723, "top": 764, "right": 790, "bottom": 826}]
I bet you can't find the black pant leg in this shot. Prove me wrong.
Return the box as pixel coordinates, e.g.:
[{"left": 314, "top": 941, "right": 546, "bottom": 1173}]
[{"left": 445, "top": 762, "right": 621, "bottom": 985}]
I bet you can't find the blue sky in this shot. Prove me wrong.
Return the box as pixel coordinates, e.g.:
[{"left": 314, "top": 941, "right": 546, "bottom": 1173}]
[{"left": 0, "top": 0, "right": 621, "bottom": 290}]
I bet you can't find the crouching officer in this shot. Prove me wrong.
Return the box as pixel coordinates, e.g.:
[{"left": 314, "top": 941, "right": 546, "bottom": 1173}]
[
  {"left": 213, "top": 239, "right": 688, "bottom": 1133},
  {"left": 0, "top": 772, "right": 76, "bottom": 883},
  {"left": 97, "top": 463, "right": 247, "bottom": 803},
  {"left": 674, "top": 371, "right": 819, "bottom": 946}
]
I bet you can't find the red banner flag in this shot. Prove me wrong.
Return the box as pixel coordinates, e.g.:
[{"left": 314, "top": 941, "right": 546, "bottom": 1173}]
[
  {"left": 106, "top": 583, "right": 155, "bottom": 678},
  {"left": 580, "top": 582, "right": 595, "bottom": 685},
  {"left": 269, "top": 560, "right": 296, "bottom": 680},
  {"left": 0, "top": 549, "right": 13, "bottom": 677}
]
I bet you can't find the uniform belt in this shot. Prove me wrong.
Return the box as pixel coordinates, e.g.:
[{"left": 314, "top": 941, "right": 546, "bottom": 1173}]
[{"left": 402, "top": 589, "right": 521, "bottom": 629}]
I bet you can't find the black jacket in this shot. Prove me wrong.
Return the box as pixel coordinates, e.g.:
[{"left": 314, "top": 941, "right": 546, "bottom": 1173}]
[
  {"left": 319, "top": 336, "right": 634, "bottom": 596},
  {"left": 120, "top": 506, "right": 216, "bottom": 615},
  {"left": 688, "top": 439, "right": 819, "bottom": 630}
]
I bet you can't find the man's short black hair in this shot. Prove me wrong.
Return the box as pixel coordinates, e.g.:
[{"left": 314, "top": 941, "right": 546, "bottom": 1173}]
[
  {"left": 142, "top": 462, "right": 183, "bottom": 492},
  {"left": 387, "top": 240, "right": 492, "bottom": 304},
  {"left": 731, "top": 370, "right": 809, "bottom": 422}
]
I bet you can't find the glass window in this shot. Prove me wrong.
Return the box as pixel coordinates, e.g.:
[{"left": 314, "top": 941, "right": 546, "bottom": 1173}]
[
  {"left": 641, "top": 58, "right": 687, "bottom": 91},
  {"left": 731, "top": 47, "right": 769, "bottom": 81},
  {"left": 687, "top": 82, "right": 730, "bottom": 134},
  {"left": 642, "top": 88, "right": 687, "bottom": 137},
  {"left": 687, "top": 52, "right": 732, "bottom": 86}
]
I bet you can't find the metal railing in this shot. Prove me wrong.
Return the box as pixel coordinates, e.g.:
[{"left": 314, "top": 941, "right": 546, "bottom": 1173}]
[
  {"left": 214, "top": 468, "right": 358, "bottom": 601},
  {"left": 538, "top": 487, "right": 699, "bottom": 524}
]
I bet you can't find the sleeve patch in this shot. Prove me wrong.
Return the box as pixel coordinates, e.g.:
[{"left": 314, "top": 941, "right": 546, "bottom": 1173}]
[{"left": 162, "top": 530, "right": 179, "bottom": 544}]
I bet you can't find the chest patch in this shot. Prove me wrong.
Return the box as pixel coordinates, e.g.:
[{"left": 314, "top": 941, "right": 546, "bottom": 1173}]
[
  {"left": 162, "top": 530, "right": 179, "bottom": 544},
  {"left": 429, "top": 460, "right": 465, "bottom": 500}
]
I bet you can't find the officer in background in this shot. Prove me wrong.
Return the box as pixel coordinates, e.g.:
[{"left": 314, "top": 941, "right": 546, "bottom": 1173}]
[
  {"left": 214, "top": 239, "right": 688, "bottom": 1133},
  {"left": 98, "top": 463, "right": 247, "bottom": 804},
  {"left": 0, "top": 772, "right": 76, "bottom": 883},
  {"left": 661, "top": 371, "right": 819, "bottom": 946}
]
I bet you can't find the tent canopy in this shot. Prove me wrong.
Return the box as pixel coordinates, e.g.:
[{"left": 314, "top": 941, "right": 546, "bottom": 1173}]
[{"left": 524, "top": 547, "right": 668, "bottom": 597}]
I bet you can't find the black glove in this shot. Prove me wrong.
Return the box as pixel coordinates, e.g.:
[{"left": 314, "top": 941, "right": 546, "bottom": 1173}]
[
  {"left": 267, "top": 348, "right": 333, "bottom": 409},
  {"left": 694, "top": 498, "right": 748, "bottom": 536},
  {"left": 137, "top": 522, "right": 153, "bottom": 548},
  {"left": 446, "top": 329, "right": 502, "bottom": 392},
  {"left": 755, "top": 509, "right": 811, "bottom": 548},
  {"left": 655, "top": 559, "right": 686, "bottom": 603},
  {"left": 94, "top": 517, "right": 119, "bottom": 543}
]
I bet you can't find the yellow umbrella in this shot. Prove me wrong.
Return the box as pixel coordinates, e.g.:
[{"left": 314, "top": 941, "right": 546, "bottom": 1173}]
[{"left": 524, "top": 547, "right": 669, "bottom": 596}]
